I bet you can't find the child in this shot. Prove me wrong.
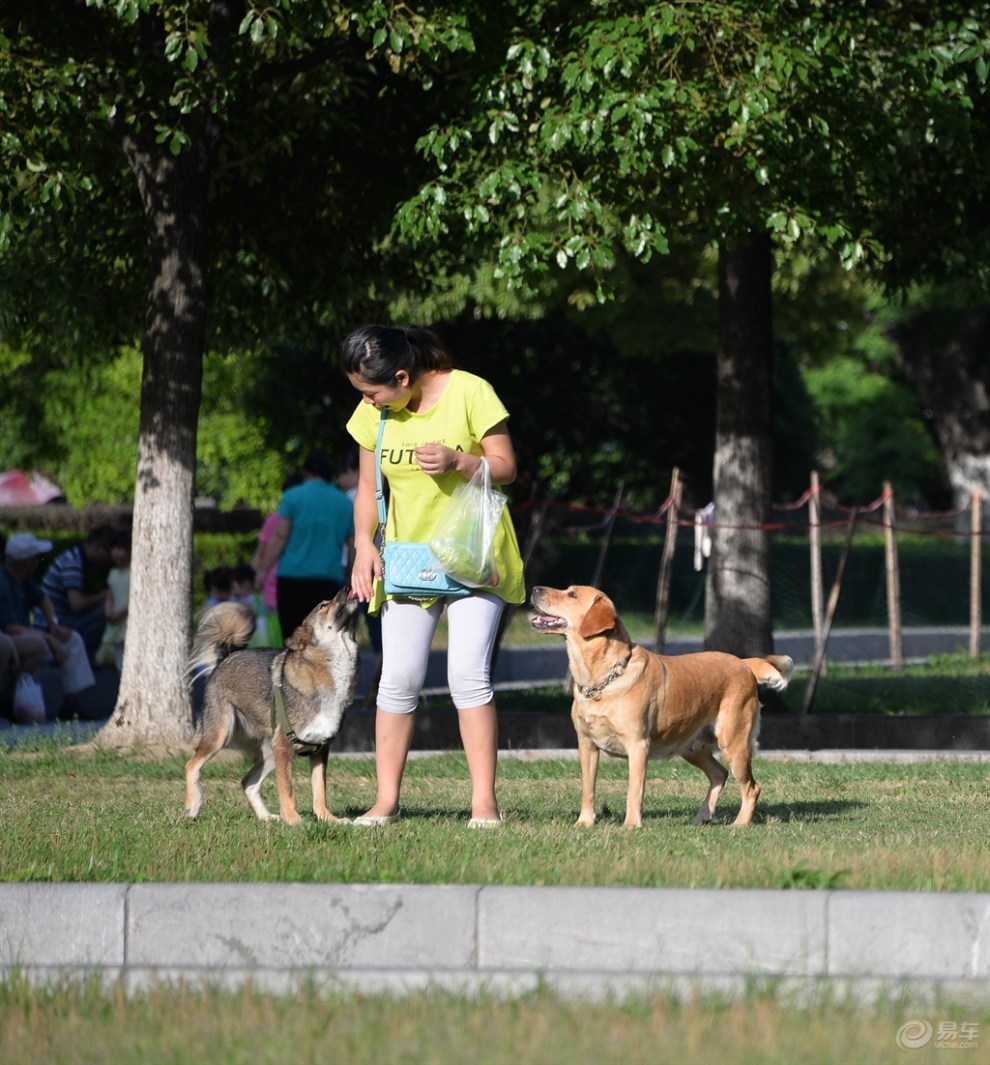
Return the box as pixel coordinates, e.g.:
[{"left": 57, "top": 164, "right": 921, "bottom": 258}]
[
  {"left": 233, "top": 561, "right": 270, "bottom": 648},
  {"left": 231, "top": 563, "right": 256, "bottom": 606},
  {"left": 95, "top": 528, "right": 131, "bottom": 670},
  {"left": 203, "top": 566, "right": 233, "bottom": 608}
]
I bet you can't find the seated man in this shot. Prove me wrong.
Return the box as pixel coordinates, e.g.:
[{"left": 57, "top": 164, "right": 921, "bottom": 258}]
[
  {"left": 0, "top": 631, "right": 22, "bottom": 700},
  {"left": 40, "top": 525, "right": 113, "bottom": 661},
  {"left": 0, "top": 532, "right": 95, "bottom": 714},
  {"left": 0, "top": 622, "right": 46, "bottom": 686}
]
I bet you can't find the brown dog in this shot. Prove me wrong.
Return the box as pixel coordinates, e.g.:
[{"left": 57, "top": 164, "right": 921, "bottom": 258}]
[
  {"left": 530, "top": 585, "right": 793, "bottom": 827},
  {"left": 184, "top": 589, "right": 360, "bottom": 825}
]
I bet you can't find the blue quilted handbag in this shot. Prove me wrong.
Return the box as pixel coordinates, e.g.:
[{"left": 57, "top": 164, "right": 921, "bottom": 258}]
[
  {"left": 382, "top": 541, "right": 470, "bottom": 599},
  {"left": 375, "top": 409, "right": 469, "bottom": 601}
]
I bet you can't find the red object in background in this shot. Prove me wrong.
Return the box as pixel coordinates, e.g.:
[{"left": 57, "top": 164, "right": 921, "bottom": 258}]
[{"left": 0, "top": 469, "right": 65, "bottom": 506}]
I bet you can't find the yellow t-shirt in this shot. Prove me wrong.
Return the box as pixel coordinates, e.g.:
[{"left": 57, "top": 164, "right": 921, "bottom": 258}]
[{"left": 346, "top": 369, "right": 526, "bottom": 610}]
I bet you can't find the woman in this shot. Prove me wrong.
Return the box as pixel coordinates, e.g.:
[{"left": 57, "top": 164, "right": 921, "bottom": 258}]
[
  {"left": 342, "top": 324, "right": 526, "bottom": 826},
  {"left": 251, "top": 471, "right": 303, "bottom": 649}
]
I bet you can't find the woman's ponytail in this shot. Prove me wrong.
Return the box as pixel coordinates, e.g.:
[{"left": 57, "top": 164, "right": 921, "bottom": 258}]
[{"left": 340, "top": 323, "right": 454, "bottom": 384}]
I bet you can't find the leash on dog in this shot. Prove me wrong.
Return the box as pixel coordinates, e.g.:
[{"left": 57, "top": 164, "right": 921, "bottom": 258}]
[
  {"left": 576, "top": 649, "right": 633, "bottom": 700},
  {"left": 269, "top": 652, "right": 330, "bottom": 757}
]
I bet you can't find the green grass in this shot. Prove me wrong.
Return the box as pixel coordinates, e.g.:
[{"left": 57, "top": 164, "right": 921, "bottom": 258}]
[
  {"left": 2, "top": 744, "right": 986, "bottom": 1063},
  {"left": 786, "top": 654, "right": 990, "bottom": 715},
  {"left": 492, "top": 652, "right": 990, "bottom": 716},
  {"left": 1, "top": 746, "right": 986, "bottom": 891},
  {"left": 2, "top": 974, "right": 987, "bottom": 1065}
]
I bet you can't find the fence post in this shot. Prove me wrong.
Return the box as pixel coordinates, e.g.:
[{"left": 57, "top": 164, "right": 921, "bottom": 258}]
[
  {"left": 590, "top": 482, "right": 624, "bottom": 590},
  {"left": 883, "top": 481, "right": 903, "bottom": 670},
  {"left": 802, "top": 508, "right": 858, "bottom": 716},
  {"left": 970, "top": 488, "right": 983, "bottom": 660},
  {"left": 809, "top": 471, "right": 825, "bottom": 675},
  {"left": 491, "top": 499, "right": 548, "bottom": 673},
  {"left": 654, "top": 468, "right": 682, "bottom": 652}
]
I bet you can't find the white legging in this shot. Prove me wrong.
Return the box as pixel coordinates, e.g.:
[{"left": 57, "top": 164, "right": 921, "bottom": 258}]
[{"left": 377, "top": 592, "right": 505, "bottom": 714}]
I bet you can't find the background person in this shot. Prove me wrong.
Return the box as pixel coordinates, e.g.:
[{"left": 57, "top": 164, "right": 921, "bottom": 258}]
[
  {"left": 1, "top": 631, "right": 22, "bottom": 706},
  {"left": 203, "top": 565, "right": 233, "bottom": 609},
  {"left": 342, "top": 323, "right": 526, "bottom": 827},
  {"left": 251, "top": 471, "right": 303, "bottom": 649},
  {"left": 253, "top": 451, "right": 354, "bottom": 641},
  {"left": 95, "top": 528, "right": 131, "bottom": 671},
  {"left": 0, "top": 533, "right": 48, "bottom": 714},
  {"left": 40, "top": 525, "right": 113, "bottom": 662},
  {"left": 231, "top": 563, "right": 255, "bottom": 606},
  {"left": 0, "top": 532, "right": 95, "bottom": 714}
]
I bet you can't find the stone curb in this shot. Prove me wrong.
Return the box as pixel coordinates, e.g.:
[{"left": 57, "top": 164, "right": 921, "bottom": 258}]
[{"left": 1, "top": 883, "right": 987, "bottom": 1002}]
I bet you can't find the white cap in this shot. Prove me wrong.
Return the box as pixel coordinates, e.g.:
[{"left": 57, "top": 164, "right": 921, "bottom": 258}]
[{"left": 5, "top": 532, "right": 54, "bottom": 561}]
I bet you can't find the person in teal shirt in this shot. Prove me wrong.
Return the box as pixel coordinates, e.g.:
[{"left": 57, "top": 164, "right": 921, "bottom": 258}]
[{"left": 253, "top": 451, "right": 354, "bottom": 641}]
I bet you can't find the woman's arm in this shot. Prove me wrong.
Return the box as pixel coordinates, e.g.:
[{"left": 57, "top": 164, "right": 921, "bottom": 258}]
[
  {"left": 66, "top": 586, "right": 109, "bottom": 614},
  {"left": 477, "top": 422, "right": 516, "bottom": 485},
  {"left": 349, "top": 448, "right": 382, "bottom": 602},
  {"left": 414, "top": 420, "right": 517, "bottom": 485},
  {"left": 253, "top": 516, "right": 290, "bottom": 587}
]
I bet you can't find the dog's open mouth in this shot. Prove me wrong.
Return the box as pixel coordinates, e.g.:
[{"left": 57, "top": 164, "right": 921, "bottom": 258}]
[
  {"left": 334, "top": 590, "right": 360, "bottom": 632},
  {"left": 530, "top": 608, "right": 567, "bottom": 633}
]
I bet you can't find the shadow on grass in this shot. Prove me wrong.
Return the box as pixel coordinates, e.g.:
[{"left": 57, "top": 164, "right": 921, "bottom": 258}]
[
  {"left": 603, "top": 798, "right": 870, "bottom": 824},
  {"left": 759, "top": 799, "right": 868, "bottom": 821}
]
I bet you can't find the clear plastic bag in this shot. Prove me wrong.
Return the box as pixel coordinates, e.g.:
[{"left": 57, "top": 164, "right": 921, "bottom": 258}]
[
  {"left": 13, "top": 673, "right": 46, "bottom": 725},
  {"left": 430, "top": 459, "right": 506, "bottom": 588}
]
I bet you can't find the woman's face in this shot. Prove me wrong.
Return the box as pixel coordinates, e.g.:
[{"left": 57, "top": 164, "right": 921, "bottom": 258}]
[{"left": 347, "top": 370, "right": 412, "bottom": 410}]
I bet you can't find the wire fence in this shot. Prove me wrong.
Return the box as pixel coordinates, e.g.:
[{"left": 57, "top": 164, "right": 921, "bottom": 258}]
[{"left": 512, "top": 473, "right": 988, "bottom": 663}]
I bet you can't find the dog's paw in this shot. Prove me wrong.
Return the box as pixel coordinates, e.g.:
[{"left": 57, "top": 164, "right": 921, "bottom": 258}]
[{"left": 575, "top": 814, "right": 597, "bottom": 827}]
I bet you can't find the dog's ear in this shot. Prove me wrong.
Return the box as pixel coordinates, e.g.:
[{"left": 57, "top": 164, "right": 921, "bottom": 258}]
[
  {"left": 285, "top": 626, "right": 307, "bottom": 651},
  {"left": 579, "top": 594, "right": 616, "bottom": 638}
]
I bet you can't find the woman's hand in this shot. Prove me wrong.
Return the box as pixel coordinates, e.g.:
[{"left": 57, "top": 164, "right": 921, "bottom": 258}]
[
  {"left": 415, "top": 423, "right": 517, "bottom": 484},
  {"left": 413, "top": 443, "right": 461, "bottom": 477},
  {"left": 350, "top": 539, "right": 382, "bottom": 603}
]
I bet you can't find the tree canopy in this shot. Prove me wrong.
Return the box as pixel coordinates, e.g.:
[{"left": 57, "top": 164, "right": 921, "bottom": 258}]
[
  {"left": 1, "top": 0, "right": 482, "bottom": 746},
  {"left": 1, "top": 1, "right": 987, "bottom": 736},
  {"left": 386, "top": 0, "right": 988, "bottom": 652},
  {"left": 395, "top": 2, "right": 990, "bottom": 292}
]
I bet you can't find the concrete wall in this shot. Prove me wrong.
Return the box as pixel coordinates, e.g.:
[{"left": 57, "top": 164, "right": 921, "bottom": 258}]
[{"left": 1, "top": 883, "right": 986, "bottom": 1001}]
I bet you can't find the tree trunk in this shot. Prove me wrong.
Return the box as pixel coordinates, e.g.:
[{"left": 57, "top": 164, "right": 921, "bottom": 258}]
[
  {"left": 98, "top": 137, "right": 209, "bottom": 751},
  {"left": 704, "top": 230, "right": 775, "bottom": 657},
  {"left": 885, "top": 307, "right": 990, "bottom": 512}
]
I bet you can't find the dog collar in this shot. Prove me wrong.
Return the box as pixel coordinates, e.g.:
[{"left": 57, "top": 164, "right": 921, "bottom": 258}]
[{"left": 577, "top": 650, "right": 633, "bottom": 700}]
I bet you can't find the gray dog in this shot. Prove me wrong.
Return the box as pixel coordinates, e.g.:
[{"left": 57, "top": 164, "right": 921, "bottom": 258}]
[{"left": 184, "top": 588, "right": 360, "bottom": 825}]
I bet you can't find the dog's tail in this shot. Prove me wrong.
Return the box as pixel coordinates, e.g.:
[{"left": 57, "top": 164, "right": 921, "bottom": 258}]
[
  {"left": 743, "top": 654, "right": 794, "bottom": 693},
  {"left": 187, "top": 601, "right": 257, "bottom": 680}
]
